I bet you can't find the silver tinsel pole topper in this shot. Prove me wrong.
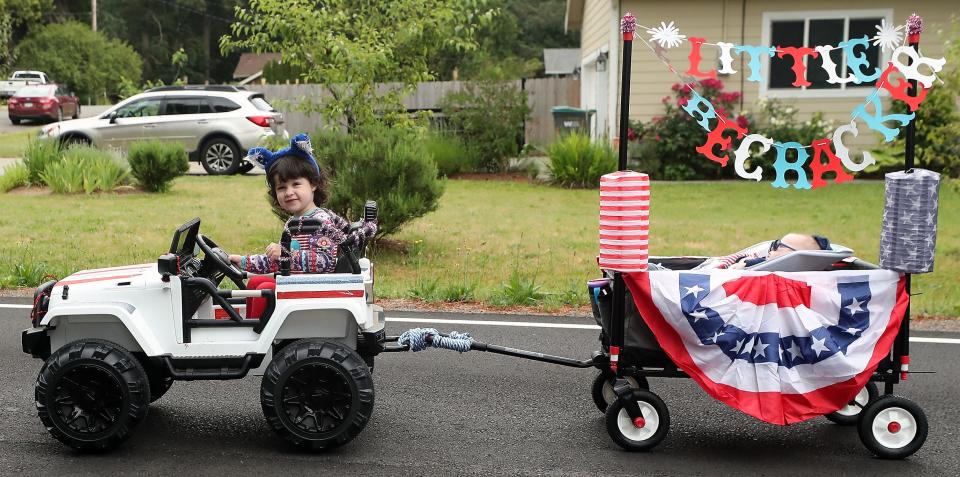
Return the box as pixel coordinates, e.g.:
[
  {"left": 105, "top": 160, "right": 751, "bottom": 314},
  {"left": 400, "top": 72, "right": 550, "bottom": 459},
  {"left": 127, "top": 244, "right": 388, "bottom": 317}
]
[{"left": 879, "top": 169, "right": 940, "bottom": 273}]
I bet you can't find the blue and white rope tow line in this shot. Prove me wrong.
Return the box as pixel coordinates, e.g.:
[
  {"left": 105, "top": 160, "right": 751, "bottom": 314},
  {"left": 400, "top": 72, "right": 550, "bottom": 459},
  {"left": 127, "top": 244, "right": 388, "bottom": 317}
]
[{"left": 397, "top": 328, "right": 474, "bottom": 353}]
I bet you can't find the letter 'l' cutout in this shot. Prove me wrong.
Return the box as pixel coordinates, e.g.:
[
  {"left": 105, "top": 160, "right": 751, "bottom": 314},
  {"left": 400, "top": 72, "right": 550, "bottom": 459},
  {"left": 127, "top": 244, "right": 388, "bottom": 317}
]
[
  {"left": 772, "top": 142, "right": 811, "bottom": 189},
  {"left": 809, "top": 138, "right": 854, "bottom": 188},
  {"left": 686, "top": 37, "right": 717, "bottom": 78},
  {"left": 815, "top": 45, "right": 856, "bottom": 84}
]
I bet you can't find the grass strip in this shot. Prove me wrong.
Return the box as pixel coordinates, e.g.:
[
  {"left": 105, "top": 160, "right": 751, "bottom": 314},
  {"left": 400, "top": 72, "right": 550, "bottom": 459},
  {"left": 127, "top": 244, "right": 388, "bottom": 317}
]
[{"left": 1, "top": 176, "right": 957, "bottom": 316}]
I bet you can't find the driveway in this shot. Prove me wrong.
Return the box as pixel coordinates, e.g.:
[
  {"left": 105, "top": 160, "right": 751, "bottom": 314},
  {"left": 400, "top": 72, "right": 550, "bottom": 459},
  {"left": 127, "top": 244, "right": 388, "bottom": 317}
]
[{"left": 0, "top": 104, "right": 112, "bottom": 135}]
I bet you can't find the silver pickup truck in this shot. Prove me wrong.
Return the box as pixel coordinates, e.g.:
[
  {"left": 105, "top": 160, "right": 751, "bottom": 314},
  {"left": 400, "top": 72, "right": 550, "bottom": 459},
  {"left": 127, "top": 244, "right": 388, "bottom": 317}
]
[{"left": 0, "top": 70, "right": 49, "bottom": 98}]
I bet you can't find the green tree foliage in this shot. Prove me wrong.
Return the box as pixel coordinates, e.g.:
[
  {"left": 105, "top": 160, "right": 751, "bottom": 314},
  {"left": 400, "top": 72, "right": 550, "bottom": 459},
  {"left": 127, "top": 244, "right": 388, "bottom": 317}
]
[
  {"left": 440, "top": 80, "right": 531, "bottom": 171},
  {"left": 15, "top": 22, "right": 142, "bottom": 101},
  {"left": 431, "top": 0, "right": 579, "bottom": 80},
  {"left": 262, "top": 59, "right": 306, "bottom": 84},
  {"left": 51, "top": 0, "right": 243, "bottom": 83},
  {"left": 307, "top": 123, "right": 445, "bottom": 239},
  {"left": 0, "top": 0, "right": 52, "bottom": 72},
  {"left": 220, "top": 0, "right": 495, "bottom": 127}
]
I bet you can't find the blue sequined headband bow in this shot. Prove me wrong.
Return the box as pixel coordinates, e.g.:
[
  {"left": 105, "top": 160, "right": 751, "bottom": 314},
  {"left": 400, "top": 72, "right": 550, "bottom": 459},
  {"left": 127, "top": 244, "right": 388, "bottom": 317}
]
[{"left": 244, "top": 133, "right": 320, "bottom": 175}]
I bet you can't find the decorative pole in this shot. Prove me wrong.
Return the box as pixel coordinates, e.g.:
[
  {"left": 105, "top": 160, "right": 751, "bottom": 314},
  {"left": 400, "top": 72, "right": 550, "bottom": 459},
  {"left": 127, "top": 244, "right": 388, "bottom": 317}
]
[
  {"left": 904, "top": 13, "right": 921, "bottom": 173},
  {"left": 617, "top": 13, "right": 636, "bottom": 171},
  {"left": 609, "top": 13, "right": 637, "bottom": 375},
  {"left": 891, "top": 13, "right": 923, "bottom": 388}
]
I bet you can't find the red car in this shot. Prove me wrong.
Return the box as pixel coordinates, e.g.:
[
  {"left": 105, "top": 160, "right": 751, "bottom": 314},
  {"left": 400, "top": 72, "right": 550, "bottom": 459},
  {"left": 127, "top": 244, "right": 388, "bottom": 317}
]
[{"left": 8, "top": 84, "right": 80, "bottom": 124}]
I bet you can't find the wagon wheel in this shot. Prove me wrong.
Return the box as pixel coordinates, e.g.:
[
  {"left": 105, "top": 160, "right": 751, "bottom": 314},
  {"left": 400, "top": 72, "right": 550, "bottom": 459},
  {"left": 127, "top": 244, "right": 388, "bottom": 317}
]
[
  {"left": 825, "top": 381, "right": 878, "bottom": 425},
  {"left": 858, "top": 395, "right": 928, "bottom": 459},
  {"left": 591, "top": 370, "right": 648, "bottom": 413},
  {"left": 35, "top": 339, "right": 150, "bottom": 452},
  {"left": 260, "top": 339, "right": 374, "bottom": 451},
  {"left": 605, "top": 389, "right": 670, "bottom": 452}
]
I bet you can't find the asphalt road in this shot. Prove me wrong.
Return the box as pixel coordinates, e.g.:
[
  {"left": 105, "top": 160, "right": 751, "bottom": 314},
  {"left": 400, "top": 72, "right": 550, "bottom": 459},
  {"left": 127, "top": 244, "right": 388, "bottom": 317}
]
[{"left": 2, "top": 300, "right": 958, "bottom": 476}]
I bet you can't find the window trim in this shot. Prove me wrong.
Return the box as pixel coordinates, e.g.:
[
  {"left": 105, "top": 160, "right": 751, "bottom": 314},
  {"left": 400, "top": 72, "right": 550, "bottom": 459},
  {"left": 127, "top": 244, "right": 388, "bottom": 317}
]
[{"left": 760, "top": 9, "right": 893, "bottom": 99}]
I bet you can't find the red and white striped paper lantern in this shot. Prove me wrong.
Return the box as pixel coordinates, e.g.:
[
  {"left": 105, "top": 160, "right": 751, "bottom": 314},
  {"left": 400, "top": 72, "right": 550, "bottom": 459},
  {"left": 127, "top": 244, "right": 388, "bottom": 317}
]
[{"left": 599, "top": 171, "right": 650, "bottom": 272}]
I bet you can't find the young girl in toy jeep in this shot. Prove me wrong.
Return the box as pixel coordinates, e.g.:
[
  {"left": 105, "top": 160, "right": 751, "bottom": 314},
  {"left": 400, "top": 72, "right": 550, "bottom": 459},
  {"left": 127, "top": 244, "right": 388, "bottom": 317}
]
[{"left": 228, "top": 134, "right": 378, "bottom": 317}]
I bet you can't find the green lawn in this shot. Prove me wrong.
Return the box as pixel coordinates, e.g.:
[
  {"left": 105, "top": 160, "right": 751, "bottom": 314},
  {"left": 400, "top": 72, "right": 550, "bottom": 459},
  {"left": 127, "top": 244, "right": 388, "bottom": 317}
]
[
  {"left": 0, "top": 130, "right": 38, "bottom": 157},
  {"left": 1, "top": 176, "right": 958, "bottom": 316}
]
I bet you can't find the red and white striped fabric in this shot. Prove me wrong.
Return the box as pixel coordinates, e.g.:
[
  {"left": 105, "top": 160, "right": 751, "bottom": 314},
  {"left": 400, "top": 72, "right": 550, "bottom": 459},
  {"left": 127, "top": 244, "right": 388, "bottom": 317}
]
[{"left": 599, "top": 171, "right": 649, "bottom": 272}]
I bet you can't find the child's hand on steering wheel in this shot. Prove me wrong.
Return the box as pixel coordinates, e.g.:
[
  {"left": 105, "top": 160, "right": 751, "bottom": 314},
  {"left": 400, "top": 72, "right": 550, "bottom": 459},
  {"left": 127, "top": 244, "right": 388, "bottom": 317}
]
[
  {"left": 228, "top": 254, "right": 242, "bottom": 265},
  {"left": 265, "top": 243, "right": 282, "bottom": 260}
]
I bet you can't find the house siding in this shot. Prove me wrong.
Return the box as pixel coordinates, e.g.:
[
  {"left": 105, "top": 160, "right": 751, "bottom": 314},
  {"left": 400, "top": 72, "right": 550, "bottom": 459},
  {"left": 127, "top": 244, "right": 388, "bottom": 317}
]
[
  {"left": 593, "top": 0, "right": 954, "bottom": 151},
  {"left": 581, "top": 0, "right": 613, "bottom": 59}
]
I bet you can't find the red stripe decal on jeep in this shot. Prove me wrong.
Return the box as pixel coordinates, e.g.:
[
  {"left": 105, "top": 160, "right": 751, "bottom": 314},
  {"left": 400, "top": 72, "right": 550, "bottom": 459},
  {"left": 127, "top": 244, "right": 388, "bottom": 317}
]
[
  {"left": 58, "top": 274, "right": 141, "bottom": 286},
  {"left": 277, "top": 290, "right": 364, "bottom": 299}
]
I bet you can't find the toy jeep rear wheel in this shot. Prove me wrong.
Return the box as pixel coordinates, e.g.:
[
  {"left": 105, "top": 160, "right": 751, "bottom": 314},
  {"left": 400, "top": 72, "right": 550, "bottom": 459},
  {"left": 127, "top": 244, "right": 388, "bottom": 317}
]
[
  {"left": 35, "top": 339, "right": 150, "bottom": 452},
  {"left": 260, "top": 339, "right": 374, "bottom": 451}
]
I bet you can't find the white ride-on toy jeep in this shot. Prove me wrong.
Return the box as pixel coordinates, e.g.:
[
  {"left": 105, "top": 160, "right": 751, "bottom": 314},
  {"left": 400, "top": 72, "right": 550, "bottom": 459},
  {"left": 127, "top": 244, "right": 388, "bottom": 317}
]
[{"left": 22, "top": 209, "right": 384, "bottom": 452}]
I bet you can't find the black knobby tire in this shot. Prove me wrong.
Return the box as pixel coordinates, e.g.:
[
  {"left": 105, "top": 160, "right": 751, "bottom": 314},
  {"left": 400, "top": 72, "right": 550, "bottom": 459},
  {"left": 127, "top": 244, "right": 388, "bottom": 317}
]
[
  {"left": 825, "top": 381, "right": 878, "bottom": 425},
  {"left": 591, "top": 370, "right": 649, "bottom": 413},
  {"left": 261, "top": 339, "right": 374, "bottom": 451},
  {"left": 199, "top": 137, "right": 241, "bottom": 175},
  {"left": 35, "top": 339, "right": 150, "bottom": 452},
  {"left": 10, "top": 117, "right": 21, "bottom": 125},
  {"left": 72, "top": 104, "right": 80, "bottom": 120},
  {"left": 858, "top": 395, "right": 928, "bottom": 459},
  {"left": 605, "top": 389, "right": 670, "bottom": 452},
  {"left": 140, "top": 357, "right": 174, "bottom": 403}
]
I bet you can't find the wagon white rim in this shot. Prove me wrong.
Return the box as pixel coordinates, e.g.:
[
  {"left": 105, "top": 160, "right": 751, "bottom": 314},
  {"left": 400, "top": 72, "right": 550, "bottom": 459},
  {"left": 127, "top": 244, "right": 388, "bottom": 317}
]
[
  {"left": 617, "top": 401, "right": 659, "bottom": 441},
  {"left": 835, "top": 386, "right": 871, "bottom": 416},
  {"left": 602, "top": 376, "right": 640, "bottom": 405},
  {"left": 871, "top": 406, "right": 918, "bottom": 449}
]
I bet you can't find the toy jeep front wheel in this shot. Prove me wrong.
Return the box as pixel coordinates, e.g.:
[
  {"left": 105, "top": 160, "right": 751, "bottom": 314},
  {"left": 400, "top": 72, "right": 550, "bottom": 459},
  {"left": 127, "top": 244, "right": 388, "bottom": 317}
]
[
  {"left": 260, "top": 339, "right": 374, "bottom": 451},
  {"left": 35, "top": 339, "right": 150, "bottom": 452}
]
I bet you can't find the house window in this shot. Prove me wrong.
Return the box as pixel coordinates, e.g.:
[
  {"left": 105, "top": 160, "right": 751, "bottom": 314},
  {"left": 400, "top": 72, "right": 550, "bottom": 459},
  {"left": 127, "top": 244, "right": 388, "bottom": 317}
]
[{"left": 763, "top": 10, "right": 889, "bottom": 97}]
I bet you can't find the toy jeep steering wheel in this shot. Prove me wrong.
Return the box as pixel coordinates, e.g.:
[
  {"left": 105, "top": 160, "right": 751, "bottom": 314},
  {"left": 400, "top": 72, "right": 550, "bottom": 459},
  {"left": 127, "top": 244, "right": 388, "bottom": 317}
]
[{"left": 196, "top": 234, "right": 245, "bottom": 284}]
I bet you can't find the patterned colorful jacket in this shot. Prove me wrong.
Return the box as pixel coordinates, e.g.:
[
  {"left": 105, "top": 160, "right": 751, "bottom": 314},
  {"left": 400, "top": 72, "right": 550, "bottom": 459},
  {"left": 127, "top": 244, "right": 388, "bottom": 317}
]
[{"left": 240, "top": 207, "right": 377, "bottom": 274}]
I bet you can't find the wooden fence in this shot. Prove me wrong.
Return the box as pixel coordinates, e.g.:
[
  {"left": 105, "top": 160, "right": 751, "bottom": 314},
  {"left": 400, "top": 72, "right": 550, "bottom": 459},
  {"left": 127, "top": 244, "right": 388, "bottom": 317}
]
[{"left": 246, "top": 77, "right": 579, "bottom": 146}]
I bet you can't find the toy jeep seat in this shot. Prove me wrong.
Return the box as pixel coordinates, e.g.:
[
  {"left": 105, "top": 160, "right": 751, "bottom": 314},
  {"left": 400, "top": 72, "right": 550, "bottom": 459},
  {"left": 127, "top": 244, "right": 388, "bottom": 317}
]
[{"left": 279, "top": 201, "right": 376, "bottom": 276}]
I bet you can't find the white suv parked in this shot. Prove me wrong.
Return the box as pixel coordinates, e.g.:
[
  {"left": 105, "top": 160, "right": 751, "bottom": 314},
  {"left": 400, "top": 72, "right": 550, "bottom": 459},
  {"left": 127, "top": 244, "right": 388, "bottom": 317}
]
[{"left": 40, "top": 85, "right": 286, "bottom": 175}]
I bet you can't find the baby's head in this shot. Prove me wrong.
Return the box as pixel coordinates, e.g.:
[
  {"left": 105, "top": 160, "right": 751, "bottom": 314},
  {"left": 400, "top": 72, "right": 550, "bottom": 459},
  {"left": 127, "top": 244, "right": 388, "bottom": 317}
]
[{"left": 768, "top": 233, "right": 830, "bottom": 259}]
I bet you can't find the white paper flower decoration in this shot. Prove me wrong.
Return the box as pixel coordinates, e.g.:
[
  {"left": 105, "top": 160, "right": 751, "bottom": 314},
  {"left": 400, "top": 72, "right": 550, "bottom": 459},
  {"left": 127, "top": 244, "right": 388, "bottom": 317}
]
[
  {"left": 646, "top": 21, "right": 686, "bottom": 49},
  {"left": 872, "top": 19, "right": 904, "bottom": 52}
]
